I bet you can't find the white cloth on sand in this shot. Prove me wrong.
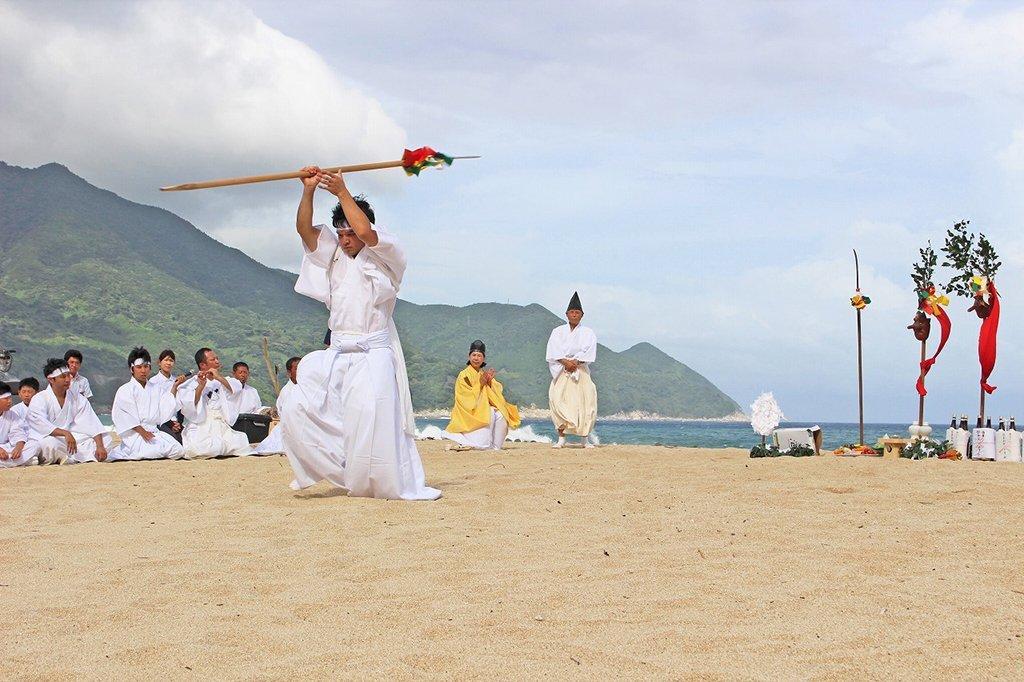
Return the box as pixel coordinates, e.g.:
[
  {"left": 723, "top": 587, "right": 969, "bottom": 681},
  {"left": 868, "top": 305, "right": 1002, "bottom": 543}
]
[
  {"left": 0, "top": 408, "right": 40, "bottom": 468},
  {"left": 27, "top": 386, "right": 112, "bottom": 464},
  {"left": 176, "top": 375, "right": 253, "bottom": 459},
  {"left": 286, "top": 224, "right": 439, "bottom": 500},
  {"left": 108, "top": 378, "right": 184, "bottom": 461},
  {"left": 545, "top": 323, "right": 599, "bottom": 437},
  {"left": 235, "top": 383, "right": 263, "bottom": 415},
  {"left": 443, "top": 407, "right": 509, "bottom": 450}
]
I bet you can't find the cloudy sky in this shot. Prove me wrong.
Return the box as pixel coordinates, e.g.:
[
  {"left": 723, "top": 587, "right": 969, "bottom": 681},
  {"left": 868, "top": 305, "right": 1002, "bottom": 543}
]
[{"left": 3, "top": 0, "right": 1024, "bottom": 422}]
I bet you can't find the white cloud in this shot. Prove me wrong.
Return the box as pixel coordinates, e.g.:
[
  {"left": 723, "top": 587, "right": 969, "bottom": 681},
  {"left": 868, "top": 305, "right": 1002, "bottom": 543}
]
[
  {"left": 998, "top": 128, "right": 1024, "bottom": 172},
  {"left": 0, "top": 0, "right": 407, "bottom": 243}
]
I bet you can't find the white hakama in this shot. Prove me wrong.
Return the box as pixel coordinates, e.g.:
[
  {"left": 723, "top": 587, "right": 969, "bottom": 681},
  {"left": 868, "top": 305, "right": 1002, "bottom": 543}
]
[
  {"left": 254, "top": 382, "right": 297, "bottom": 455},
  {"left": 176, "top": 376, "right": 254, "bottom": 459},
  {"left": 0, "top": 408, "right": 40, "bottom": 468},
  {"left": 284, "top": 224, "right": 440, "bottom": 500},
  {"left": 108, "top": 378, "right": 184, "bottom": 461},
  {"left": 443, "top": 408, "right": 510, "bottom": 450},
  {"left": 27, "top": 386, "right": 113, "bottom": 464},
  {"left": 546, "top": 323, "right": 598, "bottom": 437}
]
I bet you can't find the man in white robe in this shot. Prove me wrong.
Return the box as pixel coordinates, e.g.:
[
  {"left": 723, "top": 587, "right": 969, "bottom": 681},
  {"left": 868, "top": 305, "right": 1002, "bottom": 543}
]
[
  {"left": 64, "top": 349, "right": 94, "bottom": 401},
  {"left": 28, "top": 359, "right": 112, "bottom": 464},
  {"left": 108, "top": 347, "right": 185, "bottom": 461},
  {"left": 545, "top": 291, "right": 599, "bottom": 448},
  {"left": 0, "top": 381, "right": 40, "bottom": 468},
  {"left": 176, "top": 347, "right": 254, "bottom": 459},
  {"left": 283, "top": 166, "right": 440, "bottom": 499},
  {"left": 255, "top": 356, "right": 301, "bottom": 455},
  {"left": 231, "top": 362, "right": 264, "bottom": 414},
  {"left": 149, "top": 349, "right": 179, "bottom": 393},
  {"left": 9, "top": 377, "right": 39, "bottom": 424}
]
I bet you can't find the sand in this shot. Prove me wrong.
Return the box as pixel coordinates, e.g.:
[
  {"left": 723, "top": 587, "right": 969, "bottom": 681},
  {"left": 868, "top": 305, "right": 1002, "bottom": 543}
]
[{"left": 3, "top": 443, "right": 1024, "bottom": 679}]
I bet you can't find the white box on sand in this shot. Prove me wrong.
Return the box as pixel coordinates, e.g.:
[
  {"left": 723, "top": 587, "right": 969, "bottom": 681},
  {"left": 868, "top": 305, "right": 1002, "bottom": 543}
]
[{"left": 773, "top": 426, "right": 823, "bottom": 454}]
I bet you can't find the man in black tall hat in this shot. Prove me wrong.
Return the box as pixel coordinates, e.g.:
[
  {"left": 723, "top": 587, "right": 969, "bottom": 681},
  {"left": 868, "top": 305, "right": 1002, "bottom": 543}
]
[{"left": 544, "top": 291, "right": 599, "bottom": 448}]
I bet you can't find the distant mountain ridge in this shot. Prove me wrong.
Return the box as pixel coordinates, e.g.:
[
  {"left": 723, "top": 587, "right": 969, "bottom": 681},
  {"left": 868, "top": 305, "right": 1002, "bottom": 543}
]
[{"left": 0, "top": 161, "right": 743, "bottom": 418}]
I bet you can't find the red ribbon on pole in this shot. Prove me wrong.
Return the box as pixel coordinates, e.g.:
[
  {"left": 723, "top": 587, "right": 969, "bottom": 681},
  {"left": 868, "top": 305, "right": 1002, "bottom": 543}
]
[
  {"left": 979, "top": 281, "right": 1000, "bottom": 394},
  {"left": 916, "top": 304, "right": 951, "bottom": 397}
]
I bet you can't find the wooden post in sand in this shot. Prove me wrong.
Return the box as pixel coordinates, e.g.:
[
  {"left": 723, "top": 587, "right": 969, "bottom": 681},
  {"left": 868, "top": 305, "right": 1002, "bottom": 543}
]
[
  {"left": 261, "top": 337, "right": 281, "bottom": 398},
  {"left": 854, "top": 250, "right": 865, "bottom": 447}
]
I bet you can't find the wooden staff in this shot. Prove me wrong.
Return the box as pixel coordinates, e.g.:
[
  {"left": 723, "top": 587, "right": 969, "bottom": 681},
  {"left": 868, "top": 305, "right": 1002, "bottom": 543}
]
[
  {"left": 160, "top": 156, "right": 480, "bottom": 192},
  {"left": 854, "top": 249, "right": 865, "bottom": 446},
  {"left": 261, "top": 336, "right": 281, "bottom": 398}
]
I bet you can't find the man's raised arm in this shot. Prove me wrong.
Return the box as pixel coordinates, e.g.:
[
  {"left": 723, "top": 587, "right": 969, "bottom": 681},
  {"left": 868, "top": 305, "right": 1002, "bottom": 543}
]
[{"left": 296, "top": 165, "right": 321, "bottom": 252}]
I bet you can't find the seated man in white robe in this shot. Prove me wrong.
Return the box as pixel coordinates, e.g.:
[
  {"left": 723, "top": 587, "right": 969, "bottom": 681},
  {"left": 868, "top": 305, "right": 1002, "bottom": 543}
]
[
  {"left": 64, "top": 349, "right": 94, "bottom": 402},
  {"left": 108, "top": 347, "right": 185, "bottom": 461},
  {"left": 28, "top": 358, "right": 112, "bottom": 464},
  {"left": 546, "top": 291, "right": 599, "bottom": 448},
  {"left": 176, "top": 347, "right": 254, "bottom": 459},
  {"left": 9, "top": 377, "right": 39, "bottom": 424},
  {"left": 0, "top": 381, "right": 40, "bottom": 468},
  {"left": 282, "top": 167, "right": 440, "bottom": 499},
  {"left": 231, "top": 361, "right": 265, "bottom": 414},
  {"left": 255, "top": 356, "right": 301, "bottom": 455}
]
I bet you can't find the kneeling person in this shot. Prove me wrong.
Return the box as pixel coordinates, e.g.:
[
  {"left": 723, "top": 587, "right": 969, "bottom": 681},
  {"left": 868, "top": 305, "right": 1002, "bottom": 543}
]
[
  {"left": 176, "top": 347, "right": 254, "bottom": 459},
  {"left": 28, "top": 359, "right": 112, "bottom": 464},
  {"left": 0, "top": 382, "right": 40, "bottom": 468},
  {"left": 444, "top": 340, "right": 521, "bottom": 450},
  {"left": 108, "top": 347, "right": 185, "bottom": 461}
]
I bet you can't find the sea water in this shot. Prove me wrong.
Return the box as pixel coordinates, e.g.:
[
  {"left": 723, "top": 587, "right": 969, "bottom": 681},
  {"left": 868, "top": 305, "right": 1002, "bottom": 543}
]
[{"left": 415, "top": 419, "right": 909, "bottom": 450}]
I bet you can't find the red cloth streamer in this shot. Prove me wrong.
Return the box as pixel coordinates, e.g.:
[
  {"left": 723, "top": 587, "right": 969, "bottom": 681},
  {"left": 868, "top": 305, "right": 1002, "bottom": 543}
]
[
  {"left": 402, "top": 147, "right": 439, "bottom": 168},
  {"left": 916, "top": 305, "right": 952, "bottom": 397},
  {"left": 979, "top": 281, "right": 1000, "bottom": 394}
]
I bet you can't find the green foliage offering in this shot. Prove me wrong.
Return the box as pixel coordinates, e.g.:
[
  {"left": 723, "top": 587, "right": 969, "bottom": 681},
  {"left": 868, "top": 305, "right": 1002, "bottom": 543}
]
[
  {"left": 749, "top": 443, "right": 815, "bottom": 458},
  {"left": 941, "top": 220, "right": 1001, "bottom": 298},
  {"left": 901, "top": 439, "right": 950, "bottom": 460},
  {"left": 0, "top": 162, "right": 744, "bottom": 417},
  {"left": 911, "top": 242, "right": 937, "bottom": 294}
]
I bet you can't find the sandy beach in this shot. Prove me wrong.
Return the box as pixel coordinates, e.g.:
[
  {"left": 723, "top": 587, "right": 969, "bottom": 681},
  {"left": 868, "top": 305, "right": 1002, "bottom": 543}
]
[{"left": 3, "top": 443, "right": 1024, "bottom": 679}]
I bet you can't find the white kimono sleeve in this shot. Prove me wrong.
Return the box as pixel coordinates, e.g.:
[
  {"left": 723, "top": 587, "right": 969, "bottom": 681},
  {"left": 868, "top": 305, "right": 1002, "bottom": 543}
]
[
  {"left": 79, "top": 375, "right": 94, "bottom": 399},
  {"left": 176, "top": 377, "right": 204, "bottom": 422},
  {"left": 2, "top": 412, "right": 28, "bottom": 445},
  {"left": 364, "top": 228, "right": 407, "bottom": 287},
  {"left": 72, "top": 396, "right": 107, "bottom": 438},
  {"left": 27, "top": 396, "right": 59, "bottom": 439},
  {"left": 111, "top": 384, "right": 142, "bottom": 436},
  {"left": 294, "top": 224, "right": 337, "bottom": 304},
  {"left": 545, "top": 327, "right": 566, "bottom": 380},
  {"left": 574, "top": 327, "right": 598, "bottom": 364}
]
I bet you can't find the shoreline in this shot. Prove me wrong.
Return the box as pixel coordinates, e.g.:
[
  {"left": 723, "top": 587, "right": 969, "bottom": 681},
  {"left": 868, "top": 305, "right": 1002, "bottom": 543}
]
[{"left": 413, "top": 408, "right": 748, "bottom": 423}]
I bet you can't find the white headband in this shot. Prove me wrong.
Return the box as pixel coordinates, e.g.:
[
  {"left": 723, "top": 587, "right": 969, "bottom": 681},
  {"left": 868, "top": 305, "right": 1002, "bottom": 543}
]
[
  {"left": 131, "top": 358, "right": 151, "bottom": 367},
  {"left": 47, "top": 366, "right": 70, "bottom": 378},
  {"left": 0, "top": 392, "right": 11, "bottom": 400}
]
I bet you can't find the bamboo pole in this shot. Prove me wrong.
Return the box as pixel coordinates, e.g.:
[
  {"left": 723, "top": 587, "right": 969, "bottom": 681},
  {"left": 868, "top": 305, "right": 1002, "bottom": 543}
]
[
  {"left": 261, "top": 337, "right": 281, "bottom": 398},
  {"left": 854, "top": 249, "right": 865, "bottom": 447},
  {"left": 160, "top": 156, "right": 481, "bottom": 192},
  {"left": 980, "top": 387, "right": 986, "bottom": 426}
]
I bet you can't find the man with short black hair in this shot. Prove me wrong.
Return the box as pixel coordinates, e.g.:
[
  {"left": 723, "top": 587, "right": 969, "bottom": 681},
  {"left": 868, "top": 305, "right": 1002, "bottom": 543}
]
[
  {"left": 10, "top": 377, "right": 39, "bottom": 424},
  {"left": 175, "top": 348, "right": 253, "bottom": 459},
  {"left": 28, "top": 358, "right": 111, "bottom": 464},
  {"left": 284, "top": 167, "right": 439, "bottom": 499},
  {"left": 231, "top": 361, "right": 264, "bottom": 415},
  {"left": 0, "top": 381, "right": 39, "bottom": 468},
  {"left": 64, "top": 349, "right": 93, "bottom": 401},
  {"left": 108, "top": 347, "right": 185, "bottom": 461}
]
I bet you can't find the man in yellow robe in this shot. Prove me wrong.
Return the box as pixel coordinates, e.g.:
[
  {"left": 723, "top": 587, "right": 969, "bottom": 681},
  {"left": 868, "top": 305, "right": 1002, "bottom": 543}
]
[{"left": 444, "top": 340, "right": 521, "bottom": 450}]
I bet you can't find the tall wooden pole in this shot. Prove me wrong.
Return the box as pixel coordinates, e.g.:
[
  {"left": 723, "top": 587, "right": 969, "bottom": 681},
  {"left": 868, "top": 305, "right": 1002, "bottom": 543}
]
[
  {"left": 854, "top": 250, "right": 865, "bottom": 446},
  {"left": 918, "top": 339, "right": 926, "bottom": 428}
]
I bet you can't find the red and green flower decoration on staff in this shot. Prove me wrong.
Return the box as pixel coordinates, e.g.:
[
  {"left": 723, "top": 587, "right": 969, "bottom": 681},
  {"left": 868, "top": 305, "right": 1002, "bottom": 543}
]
[
  {"left": 942, "top": 220, "right": 1002, "bottom": 404},
  {"left": 401, "top": 147, "right": 455, "bottom": 176},
  {"left": 910, "top": 242, "right": 951, "bottom": 431}
]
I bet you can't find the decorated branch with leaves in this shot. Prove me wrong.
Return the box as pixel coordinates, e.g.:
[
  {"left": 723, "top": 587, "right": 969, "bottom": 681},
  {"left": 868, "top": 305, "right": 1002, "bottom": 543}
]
[{"left": 941, "top": 219, "right": 1001, "bottom": 309}]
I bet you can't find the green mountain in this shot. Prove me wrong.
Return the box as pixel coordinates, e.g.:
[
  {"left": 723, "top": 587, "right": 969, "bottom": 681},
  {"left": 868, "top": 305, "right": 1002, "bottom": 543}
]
[{"left": 0, "top": 161, "right": 742, "bottom": 418}]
